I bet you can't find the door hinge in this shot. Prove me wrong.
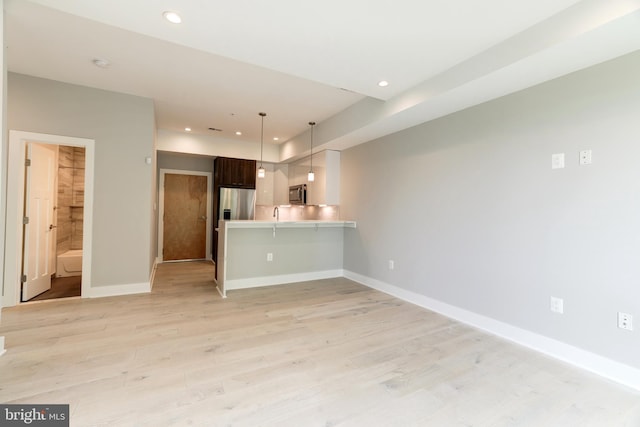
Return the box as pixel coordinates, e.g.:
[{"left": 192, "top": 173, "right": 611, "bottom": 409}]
[
  {"left": 25, "top": 158, "right": 31, "bottom": 167},
  {"left": 21, "top": 274, "right": 27, "bottom": 283},
  {"left": 23, "top": 216, "right": 29, "bottom": 225}
]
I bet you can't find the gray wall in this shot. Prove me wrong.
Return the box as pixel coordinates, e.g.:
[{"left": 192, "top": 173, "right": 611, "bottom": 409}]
[
  {"left": 157, "top": 151, "right": 214, "bottom": 174},
  {"left": 8, "top": 73, "right": 156, "bottom": 287},
  {"left": 341, "top": 51, "right": 640, "bottom": 369},
  {"left": 226, "top": 227, "right": 344, "bottom": 280}
]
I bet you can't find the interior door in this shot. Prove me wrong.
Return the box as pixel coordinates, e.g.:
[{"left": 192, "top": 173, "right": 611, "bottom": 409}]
[
  {"left": 22, "top": 142, "right": 57, "bottom": 301},
  {"left": 163, "top": 173, "right": 208, "bottom": 261}
]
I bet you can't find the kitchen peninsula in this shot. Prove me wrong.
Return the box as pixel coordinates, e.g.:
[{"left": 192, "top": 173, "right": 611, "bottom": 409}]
[{"left": 216, "top": 220, "right": 356, "bottom": 297}]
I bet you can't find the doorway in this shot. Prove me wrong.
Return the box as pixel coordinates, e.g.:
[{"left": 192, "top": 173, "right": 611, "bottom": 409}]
[
  {"left": 2, "top": 131, "right": 95, "bottom": 308},
  {"left": 23, "top": 143, "right": 86, "bottom": 302},
  {"left": 158, "top": 169, "right": 212, "bottom": 262}
]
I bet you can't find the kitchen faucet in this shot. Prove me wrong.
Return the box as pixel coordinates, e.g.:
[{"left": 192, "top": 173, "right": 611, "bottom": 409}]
[{"left": 273, "top": 206, "right": 279, "bottom": 222}]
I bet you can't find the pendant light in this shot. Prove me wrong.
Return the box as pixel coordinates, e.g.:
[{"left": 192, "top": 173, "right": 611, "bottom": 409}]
[
  {"left": 257, "top": 112, "right": 266, "bottom": 179},
  {"left": 308, "top": 121, "right": 316, "bottom": 182}
]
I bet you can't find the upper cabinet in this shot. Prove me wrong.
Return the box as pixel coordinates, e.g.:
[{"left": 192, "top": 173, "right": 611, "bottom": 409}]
[
  {"left": 255, "top": 163, "right": 289, "bottom": 205},
  {"left": 214, "top": 157, "right": 257, "bottom": 188},
  {"left": 273, "top": 164, "right": 290, "bottom": 205},
  {"left": 288, "top": 150, "right": 340, "bottom": 206}
]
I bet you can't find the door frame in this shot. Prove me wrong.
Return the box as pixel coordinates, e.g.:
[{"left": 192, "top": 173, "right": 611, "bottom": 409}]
[
  {"left": 2, "top": 131, "right": 95, "bottom": 307},
  {"left": 158, "top": 169, "right": 212, "bottom": 263}
]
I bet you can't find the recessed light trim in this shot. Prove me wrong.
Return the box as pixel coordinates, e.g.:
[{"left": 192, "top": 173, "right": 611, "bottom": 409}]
[
  {"left": 273, "top": 137, "right": 279, "bottom": 141},
  {"left": 184, "top": 127, "right": 191, "bottom": 132},
  {"left": 163, "top": 11, "right": 182, "bottom": 24},
  {"left": 378, "top": 80, "right": 389, "bottom": 87},
  {"left": 235, "top": 131, "right": 242, "bottom": 136}
]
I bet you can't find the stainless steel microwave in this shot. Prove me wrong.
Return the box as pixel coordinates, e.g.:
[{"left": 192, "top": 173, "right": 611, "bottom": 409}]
[{"left": 289, "top": 184, "right": 307, "bottom": 205}]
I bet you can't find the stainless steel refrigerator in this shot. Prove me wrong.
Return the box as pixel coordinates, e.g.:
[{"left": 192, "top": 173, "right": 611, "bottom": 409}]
[{"left": 218, "top": 187, "right": 256, "bottom": 221}]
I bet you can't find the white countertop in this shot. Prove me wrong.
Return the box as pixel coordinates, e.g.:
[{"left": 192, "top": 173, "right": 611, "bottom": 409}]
[{"left": 222, "top": 220, "right": 356, "bottom": 229}]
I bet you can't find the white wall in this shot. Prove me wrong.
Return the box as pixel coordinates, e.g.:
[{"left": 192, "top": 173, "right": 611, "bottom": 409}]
[
  {"left": 157, "top": 128, "right": 279, "bottom": 162},
  {"left": 7, "top": 73, "right": 156, "bottom": 289},
  {"left": 341, "top": 51, "right": 640, "bottom": 370}
]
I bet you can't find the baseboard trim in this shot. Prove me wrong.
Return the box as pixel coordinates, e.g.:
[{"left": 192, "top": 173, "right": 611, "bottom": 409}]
[
  {"left": 0, "top": 336, "right": 5, "bottom": 357},
  {"left": 149, "top": 259, "right": 159, "bottom": 291},
  {"left": 86, "top": 282, "right": 151, "bottom": 298},
  {"left": 225, "top": 269, "right": 344, "bottom": 291},
  {"left": 215, "top": 285, "right": 226, "bottom": 298},
  {"left": 343, "top": 270, "right": 640, "bottom": 392}
]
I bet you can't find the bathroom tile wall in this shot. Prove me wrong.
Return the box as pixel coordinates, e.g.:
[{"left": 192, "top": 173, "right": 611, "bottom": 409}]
[{"left": 56, "top": 146, "right": 85, "bottom": 255}]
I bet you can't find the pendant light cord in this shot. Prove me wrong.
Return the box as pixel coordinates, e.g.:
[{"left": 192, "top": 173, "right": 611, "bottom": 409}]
[
  {"left": 309, "top": 121, "right": 316, "bottom": 172},
  {"left": 259, "top": 112, "right": 266, "bottom": 167}
]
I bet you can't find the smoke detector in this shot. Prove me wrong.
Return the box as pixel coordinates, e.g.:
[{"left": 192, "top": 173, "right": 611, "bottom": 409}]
[{"left": 92, "top": 58, "right": 110, "bottom": 69}]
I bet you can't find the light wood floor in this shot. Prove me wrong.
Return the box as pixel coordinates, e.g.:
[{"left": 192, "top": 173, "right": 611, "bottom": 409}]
[{"left": 1, "top": 261, "right": 638, "bottom": 426}]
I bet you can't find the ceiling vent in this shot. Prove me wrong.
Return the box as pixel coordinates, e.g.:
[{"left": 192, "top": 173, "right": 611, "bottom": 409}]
[{"left": 208, "top": 127, "right": 222, "bottom": 132}]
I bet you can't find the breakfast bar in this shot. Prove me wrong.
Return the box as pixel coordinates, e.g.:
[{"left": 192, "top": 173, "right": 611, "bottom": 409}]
[{"left": 216, "top": 220, "right": 356, "bottom": 297}]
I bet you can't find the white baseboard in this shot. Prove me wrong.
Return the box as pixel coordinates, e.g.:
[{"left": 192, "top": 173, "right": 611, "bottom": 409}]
[
  {"left": 86, "top": 282, "right": 151, "bottom": 298},
  {"left": 149, "top": 259, "right": 159, "bottom": 291},
  {"left": 225, "top": 269, "right": 344, "bottom": 291},
  {"left": 216, "top": 285, "right": 226, "bottom": 298},
  {"left": 344, "top": 270, "right": 640, "bottom": 392}
]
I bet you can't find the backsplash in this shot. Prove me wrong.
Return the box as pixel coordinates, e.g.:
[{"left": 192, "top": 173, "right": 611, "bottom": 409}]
[{"left": 255, "top": 205, "right": 340, "bottom": 221}]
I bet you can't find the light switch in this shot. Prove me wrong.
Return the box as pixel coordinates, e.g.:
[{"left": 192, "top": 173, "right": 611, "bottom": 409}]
[
  {"left": 552, "top": 153, "right": 565, "bottom": 169},
  {"left": 550, "top": 296, "right": 564, "bottom": 314},
  {"left": 579, "top": 150, "right": 592, "bottom": 165}
]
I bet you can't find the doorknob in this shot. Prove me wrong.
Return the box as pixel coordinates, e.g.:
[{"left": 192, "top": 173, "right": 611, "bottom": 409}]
[{"left": 49, "top": 224, "right": 57, "bottom": 230}]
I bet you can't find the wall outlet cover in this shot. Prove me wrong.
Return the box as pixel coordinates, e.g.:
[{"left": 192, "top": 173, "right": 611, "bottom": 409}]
[
  {"left": 618, "top": 312, "right": 633, "bottom": 331},
  {"left": 550, "top": 296, "right": 564, "bottom": 314},
  {"left": 579, "top": 150, "right": 592, "bottom": 165}
]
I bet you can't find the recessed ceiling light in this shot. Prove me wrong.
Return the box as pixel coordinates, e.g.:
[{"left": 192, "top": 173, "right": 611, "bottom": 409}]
[
  {"left": 273, "top": 137, "right": 279, "bottom": 141},
  {"left": 92, "top": 58, "right": 110, "bottom": 68},
  {"left": 184, "top": 127, "right": 191, "bottom": 132},
  {"left": 163, "top": 11, "right": 182, "bottom": 24},
  {"left": 235, "top": 131, "right": 242, "bottom": 136},
  {"left": 378, "top": 80, "right": 389, "bottom": 87}
]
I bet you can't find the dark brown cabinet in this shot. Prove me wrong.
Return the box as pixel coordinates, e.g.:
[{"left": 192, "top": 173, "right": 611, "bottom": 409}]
[{"left": 214, "top": 157, "right": 256, "bottom": 188}]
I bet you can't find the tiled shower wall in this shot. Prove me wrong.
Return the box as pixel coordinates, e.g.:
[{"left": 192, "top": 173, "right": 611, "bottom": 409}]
[{"left": 56, "top": 146, "right": 85, "bottom": 255}]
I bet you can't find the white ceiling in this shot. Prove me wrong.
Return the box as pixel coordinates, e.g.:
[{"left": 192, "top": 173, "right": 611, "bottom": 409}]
[{"left": 5, "top": 0, "right": 640, "bottom": 158}]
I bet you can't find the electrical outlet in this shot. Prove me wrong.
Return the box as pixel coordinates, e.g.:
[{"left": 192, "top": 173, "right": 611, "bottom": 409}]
[
  {"left": 550, "top": 296, "right": 564, "bottom": 314},
  {"left": 388, "top": 260, "right": 395, "bottom": 270},
  {"left": 618, "top": 312, "right": 633, "bottom": 331},
  {"left": 267, "top": 253, "right": 273, "bottom": 262},
  {"left": 579, "top": 150, "right": 592, "bottom": 165}
]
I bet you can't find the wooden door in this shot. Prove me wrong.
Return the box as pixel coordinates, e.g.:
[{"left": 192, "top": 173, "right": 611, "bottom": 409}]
[
  {"left": 22, "top": 142, "right": 57, "bottom": 301},
  {"left": 163, "top": 174, "right": 208, "bottom": 261}
]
